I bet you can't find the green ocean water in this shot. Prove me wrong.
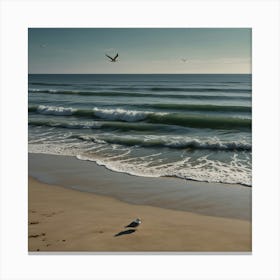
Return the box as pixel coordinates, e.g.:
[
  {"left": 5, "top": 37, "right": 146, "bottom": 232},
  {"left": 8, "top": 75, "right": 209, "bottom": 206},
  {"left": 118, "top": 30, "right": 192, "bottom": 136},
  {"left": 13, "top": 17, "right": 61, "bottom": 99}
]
[{"left": 28, "top": 74, "right": 252, "bottom": 186}]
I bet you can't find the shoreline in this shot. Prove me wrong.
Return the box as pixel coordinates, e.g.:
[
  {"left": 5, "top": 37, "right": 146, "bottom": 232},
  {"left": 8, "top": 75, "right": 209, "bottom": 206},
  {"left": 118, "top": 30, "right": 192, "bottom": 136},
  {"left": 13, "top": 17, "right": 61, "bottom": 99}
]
[
  {"left": 78, "top": 154, "right": 252, "bottom": 188},
  {"left": 29, "top": 152, "right": 251, "bottom": 221},
  {"left": 28, "top": 177, "right": 251, "bottom": 252}
]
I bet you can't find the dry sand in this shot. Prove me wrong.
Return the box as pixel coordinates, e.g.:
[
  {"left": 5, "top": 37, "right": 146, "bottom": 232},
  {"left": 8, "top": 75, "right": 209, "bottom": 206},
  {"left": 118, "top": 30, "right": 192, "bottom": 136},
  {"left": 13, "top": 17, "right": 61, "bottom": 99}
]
[{"left": 28, "top": 177, "right": 251, "bottom": 252}]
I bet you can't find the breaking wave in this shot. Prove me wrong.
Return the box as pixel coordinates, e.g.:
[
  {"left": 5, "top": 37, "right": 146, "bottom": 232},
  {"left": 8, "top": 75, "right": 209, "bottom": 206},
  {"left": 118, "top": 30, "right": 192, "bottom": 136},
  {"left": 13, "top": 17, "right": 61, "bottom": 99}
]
[
  {"left": 75, "top": 134, "right": 251, "bottom": 151},
  {"left": 29, "top": 105, "right": 251, "bottom": 130}
]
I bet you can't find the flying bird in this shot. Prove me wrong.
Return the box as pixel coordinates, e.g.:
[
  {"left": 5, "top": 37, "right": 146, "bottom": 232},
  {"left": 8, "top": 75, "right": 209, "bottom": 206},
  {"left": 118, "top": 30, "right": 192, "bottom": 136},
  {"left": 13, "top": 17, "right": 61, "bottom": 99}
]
[
  {"left": 181, "top": 58, "right": 188, "bottom": 63},
  {"left": 125, "top": 218, "right": 141, "bottom": 228},
  {"left": 106, "top": 53, "right": 119, "bottom": 62}
]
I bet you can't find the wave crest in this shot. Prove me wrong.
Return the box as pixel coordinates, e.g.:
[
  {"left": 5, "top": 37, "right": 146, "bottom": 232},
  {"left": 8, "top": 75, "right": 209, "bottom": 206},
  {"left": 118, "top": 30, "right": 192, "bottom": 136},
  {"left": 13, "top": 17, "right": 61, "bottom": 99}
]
[
  {"left": 37, "top": 105, "right": 76, "bottom": 115},
  {"left": 76, "top": 134, "right": 251, "bottom": 151},
  {"left": 92, "top": 107, "right": 153, "bottom": 122},
  {"left": 29, "top": 105, "right": 251, "bottom": 130}
]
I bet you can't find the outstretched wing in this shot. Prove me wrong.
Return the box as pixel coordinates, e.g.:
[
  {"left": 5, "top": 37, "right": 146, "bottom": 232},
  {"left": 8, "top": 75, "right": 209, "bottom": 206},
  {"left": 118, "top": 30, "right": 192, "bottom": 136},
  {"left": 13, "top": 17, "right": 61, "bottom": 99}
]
[
  {"left": 106, "top": 54, "right": 113, "bottom": 60},
  {"left": 113, "top": 53, "right": 119, "bottom": 60}
]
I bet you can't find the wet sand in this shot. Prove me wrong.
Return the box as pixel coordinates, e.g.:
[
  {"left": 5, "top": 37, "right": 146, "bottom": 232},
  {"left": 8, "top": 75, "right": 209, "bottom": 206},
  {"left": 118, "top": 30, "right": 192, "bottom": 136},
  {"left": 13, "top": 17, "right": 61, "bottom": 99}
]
[{"left": 29, "top": 153, "right": 251, "bottom": 221}]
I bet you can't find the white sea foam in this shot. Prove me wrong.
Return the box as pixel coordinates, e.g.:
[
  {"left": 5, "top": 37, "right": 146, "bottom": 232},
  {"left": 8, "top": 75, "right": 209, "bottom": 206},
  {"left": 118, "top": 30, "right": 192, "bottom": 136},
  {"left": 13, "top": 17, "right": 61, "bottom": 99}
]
[
  {"left": 92, "top": 107, "right": 150, "bottom": 122},
  {"left": 29, "top": 136, "right": 251, "bottom": 186},
  {"left": 158, "top": 136, "right": 251, "bottom": 150},
  {"left": 29, "top": 88, "right": 42, "bottom": 92},
  {"left": 63, "top": 121, "right": 102, "bottom": 129},
  {"left": 76, "top": 152, "right": 251, "bottom": 186},
  {"left": 28, "top": 127, "right": 251, "bottom": 186},
  {"left": 37, "top": 105, "right": 76, "bottom": 115},
  {"left": 77, "top": 135, "right": 106, "bottom": 144},
  {"left": 76, "top": 134, "right": 251, "bottom": 151}
]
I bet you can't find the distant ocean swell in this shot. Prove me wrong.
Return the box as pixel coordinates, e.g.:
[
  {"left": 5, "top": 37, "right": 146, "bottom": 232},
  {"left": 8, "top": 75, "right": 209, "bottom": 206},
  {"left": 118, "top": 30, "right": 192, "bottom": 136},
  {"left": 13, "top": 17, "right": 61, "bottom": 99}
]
[
  {"left": 29, "top": 89, "right": 251, "bottom": 100},
  {"left": 29, "top": 85, "right": 251, "bottom": 93}
]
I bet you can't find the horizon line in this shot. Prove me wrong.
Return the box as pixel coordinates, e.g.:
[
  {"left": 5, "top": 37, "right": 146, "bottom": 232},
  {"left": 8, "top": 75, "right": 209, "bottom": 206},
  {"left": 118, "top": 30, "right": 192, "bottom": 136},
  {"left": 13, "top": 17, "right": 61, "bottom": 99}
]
[{"left": 28, "top": 73, "right": 252, "bottom": 75}]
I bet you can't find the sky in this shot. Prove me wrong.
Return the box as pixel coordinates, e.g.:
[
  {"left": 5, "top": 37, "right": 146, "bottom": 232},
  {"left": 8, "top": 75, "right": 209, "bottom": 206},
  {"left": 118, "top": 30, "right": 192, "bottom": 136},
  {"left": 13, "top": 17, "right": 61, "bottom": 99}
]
[{"left": 28, "top": 28, "right": 251, "bottom": 74}]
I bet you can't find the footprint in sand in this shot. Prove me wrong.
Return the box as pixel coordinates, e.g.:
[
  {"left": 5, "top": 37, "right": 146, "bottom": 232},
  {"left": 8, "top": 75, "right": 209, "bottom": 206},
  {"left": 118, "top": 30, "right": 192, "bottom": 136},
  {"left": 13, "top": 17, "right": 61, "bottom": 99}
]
[
  {"left": 29, "top": 234, "right": 40, "bottom": 238},
  {"left": 29, "top": 221, "right": 39, "bottom": 225},
  {"left": 93, "top": 230, "right": 104, "bottom": 234},
  {"left": 42, "top": 211, "right": 60, "bottom": 218},
  {"left": 28, "top": 232, "right": 46, "bottom": 238}
]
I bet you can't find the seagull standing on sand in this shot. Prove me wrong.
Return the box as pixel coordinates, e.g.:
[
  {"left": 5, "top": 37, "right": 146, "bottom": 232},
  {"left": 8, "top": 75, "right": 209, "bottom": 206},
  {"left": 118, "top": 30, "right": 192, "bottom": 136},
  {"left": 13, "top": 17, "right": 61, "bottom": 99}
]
[
  {"left": 125, "top": 218, "right": 142, "bottom": 228},
  {"left": 106, "top": 53, "right": 119, "bottom": 62}
]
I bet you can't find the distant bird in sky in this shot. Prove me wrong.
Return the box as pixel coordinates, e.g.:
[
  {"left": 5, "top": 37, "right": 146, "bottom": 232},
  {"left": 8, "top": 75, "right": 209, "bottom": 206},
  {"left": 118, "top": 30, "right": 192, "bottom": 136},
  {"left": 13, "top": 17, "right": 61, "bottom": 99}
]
[
  {"left": 125, "top": 218, "right": 141, "bottom": 228},
  {"left": 181, "top": 58, "right": 188, "bottom": 63},
  {"left": 106, "top": 53, "right": 119, "bottom": 62}
]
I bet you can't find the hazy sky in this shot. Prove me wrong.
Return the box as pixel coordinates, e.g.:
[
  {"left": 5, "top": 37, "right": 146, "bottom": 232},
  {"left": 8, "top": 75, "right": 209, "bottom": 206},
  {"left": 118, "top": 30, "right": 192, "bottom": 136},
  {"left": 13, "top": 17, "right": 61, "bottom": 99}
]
[{"left": 28, "top": 28, "right": 251, "bottom": 74}]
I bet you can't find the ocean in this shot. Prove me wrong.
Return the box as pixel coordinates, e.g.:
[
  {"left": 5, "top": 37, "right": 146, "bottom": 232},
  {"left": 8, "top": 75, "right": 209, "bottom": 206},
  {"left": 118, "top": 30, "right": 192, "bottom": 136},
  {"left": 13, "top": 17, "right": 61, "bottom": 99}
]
[{"left": 28, "top": 74, "right": 252, "bottom": 186}]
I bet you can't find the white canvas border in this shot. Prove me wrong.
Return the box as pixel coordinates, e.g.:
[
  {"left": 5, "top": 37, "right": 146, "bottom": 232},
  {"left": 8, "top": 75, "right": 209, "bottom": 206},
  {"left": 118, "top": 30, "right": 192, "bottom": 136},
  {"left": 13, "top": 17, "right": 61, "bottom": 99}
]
[{"left": 0, "top": 0, "right": 280, "bottom": 279}]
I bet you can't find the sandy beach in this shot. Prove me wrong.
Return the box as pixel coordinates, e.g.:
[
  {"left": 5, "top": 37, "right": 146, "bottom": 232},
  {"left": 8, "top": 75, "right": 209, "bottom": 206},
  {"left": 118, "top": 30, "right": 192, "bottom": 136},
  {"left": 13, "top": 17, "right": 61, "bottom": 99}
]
[{"left": 28, "top": 154, "right": 251, "bottom": 252}]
